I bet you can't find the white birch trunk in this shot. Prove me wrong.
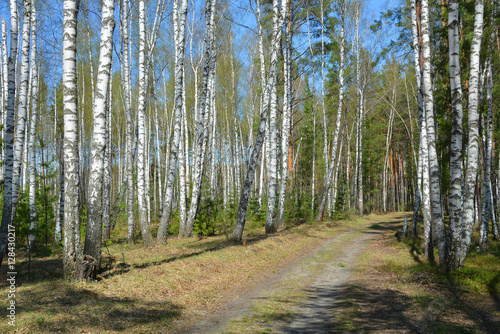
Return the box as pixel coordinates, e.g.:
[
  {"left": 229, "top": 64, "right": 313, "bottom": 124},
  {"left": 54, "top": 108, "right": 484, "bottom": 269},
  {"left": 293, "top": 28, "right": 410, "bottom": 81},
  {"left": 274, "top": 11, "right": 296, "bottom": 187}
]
[
  {"left": 458, "top": 0, "right": 484, "bottom": 267},
  {"left": 209, "top": 76, "right": 217, "bottom": 195},
  {"left": 178, "top": 107, "right": 187, "bottom": 235},
  {"left": 421, "top": 116, "right": 433, "bottom": 261},
  {"left": 61, "top": 0, "right": 80, "bottom": 277},
  {"left": 316, "top": 1, "right": 345, "bottom": 221},
  {"left": 410, "top": 0, "right": 424, "bottom": 236},
  {"left": 421, "top": 0, "right": 447, "bottom": 267},
  {"left": 447, "top": 0, "right": 465, "bottom": 270},
  {"left": 276, "top": 6, "right": 293, "bottom": 229},
  {"left": 27, "top": 0, "right": 38, "bottom": 250},
  {"left": 479, "top": 63, "right": 493, "bottom": 250},
  {"left": 182, "top": 0, "right": 216, "bottom": 238},
  {"left": 321, "top": 0, "right": 328, "bottom": 184},
  {"left": 1, "top": 17, "right": 6, "bottom": 121},
  {"left": 230, "top": 0, "right": 286, "bottom": 241},
  {"left": 256, "top": 0, "right": 266, "bottom": 212},
  {"left": 137, "top": 0, "right": 154, "bottom": 247},
  {"left": 157, "top": 0, "right": 189, "bottom": 243},
  {"left": 177, "top": 21, "right": 188, "bottom": 232},
  {"left": 83, "top": 0, "right": 114, "bottom": 270},
  {"left": 307, "top": 10, "right": 316, "bottom": 215},
  {"left": 266, "top": 0, "right": 289, "bottom": 234},
  {"left": 11, "top": 0, "right": 31, "bottom": 221},
  {"left": 355, "top": 0, "right": 364, "bottom": 216},
  {"left": 155, "top": 105, "right": 163, "bottom": 211},
  {"left": 357, "top": 89, "right": 364, "bottom": 215},
  {"left": 331, "top": 116, "right": 347, "bottom": 216},
  {"left": 266, "top": 75, "right": 278, "bottom": 232},
  {"left": 120, "top": 0, "right": 135, "bottom": 244},
  {"left": 258, "top": 142, "right": 265, "bottom": 210},
  {"left": 102, "top": 73, "right": 112, "bottom": 239},
  {"left": 0, "top": 18, "right": 6, "bottom": 183}
]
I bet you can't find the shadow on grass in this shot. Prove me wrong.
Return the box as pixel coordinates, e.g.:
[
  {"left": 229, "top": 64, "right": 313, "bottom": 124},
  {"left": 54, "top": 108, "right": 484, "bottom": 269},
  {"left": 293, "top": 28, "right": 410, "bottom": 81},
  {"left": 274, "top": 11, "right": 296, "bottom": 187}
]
[
  {"left": 487, "top": 273, "right": 500, "bottom": 310},
  {"left": 7, "top": 282, "right": 181, "bottom": 332},
  {"left": 278, "top": 283, "right": 423, "bottom": 333},
  {"left": 366, "top": 219, "right": 403, "bottom": 232},
  {"left": 442, "top": 273, "right": 500, "bottom": 334},
  {"left": 281, "top": 282, "right": 486, "bottom": 334},
  {"left": 398, "top": 229, "right": 500, "bottom": 333},
  {"left": 405, "top": 237, "right": 423, "bottom": 264},
  {"left": 0, "top": 258, "right": 63, "bottom": 288}
]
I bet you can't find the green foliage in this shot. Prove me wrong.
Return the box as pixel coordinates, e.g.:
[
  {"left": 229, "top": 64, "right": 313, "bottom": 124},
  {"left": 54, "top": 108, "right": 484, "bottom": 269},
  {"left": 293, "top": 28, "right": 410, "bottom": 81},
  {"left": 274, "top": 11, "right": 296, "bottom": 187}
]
[
  {"left": 168, "top": 210, "right": 180, "bottom": 235},
  {"left": 9, "top": 179, "right": 57, "bottom": 248},
  {"left": 14, "top": 191, "right": 31, "bottom": 242},
  {"left": 332, "top": 179, "right": 351, "bottom": 221},
  {"left": 247, "top": 191, "right": 266, "bottom": 225},
  {"left": 285, "top": 187, "right": 312, "bottom": 225},
  {"left": 193, "top": 196, "right": 222, "bottom": 237},
  {"left": 36, "top": 186, "right": 58, "bottom": 247},
  {"left": 221, "top": 200, "right": 238, "bottom": 236}
]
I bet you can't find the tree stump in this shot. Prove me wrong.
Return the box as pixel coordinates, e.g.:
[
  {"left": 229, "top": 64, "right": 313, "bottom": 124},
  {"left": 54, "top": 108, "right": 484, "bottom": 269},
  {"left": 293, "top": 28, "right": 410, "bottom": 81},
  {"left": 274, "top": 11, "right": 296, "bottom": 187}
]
[{"left": 76, "top": 255, "right": 98, "bottom": 281}]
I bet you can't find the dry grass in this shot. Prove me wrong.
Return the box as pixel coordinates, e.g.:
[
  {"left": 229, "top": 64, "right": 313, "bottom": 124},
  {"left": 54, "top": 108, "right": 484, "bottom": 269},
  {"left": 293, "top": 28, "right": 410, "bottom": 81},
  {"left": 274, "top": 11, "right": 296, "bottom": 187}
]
[{"left": 0, "top": 213, "right": 387, "bottom": 333}]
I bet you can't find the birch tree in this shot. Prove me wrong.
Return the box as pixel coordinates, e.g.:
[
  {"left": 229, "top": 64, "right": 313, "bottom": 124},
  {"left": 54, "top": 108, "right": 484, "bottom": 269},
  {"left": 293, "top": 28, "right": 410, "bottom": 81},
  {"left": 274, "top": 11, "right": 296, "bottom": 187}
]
[
  {"left": 447, "top": 0, "right": 465, "bottom": 270},
  {"left": 456, "top": 0, "right": 484, "bottom": 268},
  {"left": 320, "top": 0, "right": 328, "bottom": 189},
  {"left": 265, "top": 0, "right": 284, "bottom": 233},
  {"left": 479, "top": 63, "right": 492, "bottom": 251},
  {"left": 317, "top": 0, "right": 346, "bottom": 221},
  {"left": 276, "top": 3, "right": 293, "bottom": 229},
  {"left": 120, "top": 0, "right": 135, "bottom": 244},
  {"left": 307, "top": 9, "right": 316, "bottom": 215},
  {"left": 62, "top": 0, "right": 80, "bottom": 278},
  {"left": 102, "top": 72, "right": 112, "bottom": 239},
  {"left": 183, "top": 0, "right": 217, "bottom": 238},
  {"left": 27, "top": 0, "right": 38, "bottom": 250},
  {"left": 409, "top": 0, "right": 425, "bottom": 237},
  {"left": 137, "top": 0, "right": 154, "bottom": 247},
  {"left": 0, "top": 1, "right": 17, "bottom": 265},
  {"left": 10, "top": 0, "right": 31, "bottom": 221},
  {"left": 354, "top": 0, "right": 364, "bottom": 216},
  {"left": 83, "top": 0, "right": 115, "bottom": 270},
  {"left": 421, "top": 0, "right": 446, "bottom": 267},
  {"left": 230, "top": 0, "right": 286, "bottom": 241},
  {"left": 157, "top": 0, "right": 189, "bottom": 243}
]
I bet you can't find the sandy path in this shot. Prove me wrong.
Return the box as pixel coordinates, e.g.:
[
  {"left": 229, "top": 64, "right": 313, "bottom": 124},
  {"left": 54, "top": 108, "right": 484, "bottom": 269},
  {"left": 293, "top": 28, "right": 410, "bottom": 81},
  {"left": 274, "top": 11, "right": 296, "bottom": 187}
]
[
  {"left": 279, "top": 230, "right": 373, "bottom": 333},
  {"left": 185, "top": 220, "right": 385, "bottom": 334}
]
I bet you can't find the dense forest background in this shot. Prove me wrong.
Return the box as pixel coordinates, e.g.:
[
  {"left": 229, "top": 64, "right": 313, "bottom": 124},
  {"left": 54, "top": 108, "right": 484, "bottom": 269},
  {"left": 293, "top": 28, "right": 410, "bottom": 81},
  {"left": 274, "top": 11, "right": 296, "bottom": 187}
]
[{"left": 0, "top": 0, "right": 499, "bottom": 277}]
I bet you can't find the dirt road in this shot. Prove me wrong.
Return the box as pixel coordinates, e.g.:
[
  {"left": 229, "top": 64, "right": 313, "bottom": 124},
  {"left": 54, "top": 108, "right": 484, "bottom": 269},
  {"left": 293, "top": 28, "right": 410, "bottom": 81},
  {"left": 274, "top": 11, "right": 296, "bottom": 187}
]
[{"left": 186, "top": 216, "right": 407, "bottom": 333}]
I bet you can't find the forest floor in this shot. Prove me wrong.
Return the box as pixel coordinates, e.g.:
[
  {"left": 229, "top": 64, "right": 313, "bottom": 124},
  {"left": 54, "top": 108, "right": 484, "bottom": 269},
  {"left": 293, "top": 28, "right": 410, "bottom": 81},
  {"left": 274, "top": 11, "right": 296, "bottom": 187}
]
[{"left": 0, "top": 212, "right": 499, "bottom": 333}]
